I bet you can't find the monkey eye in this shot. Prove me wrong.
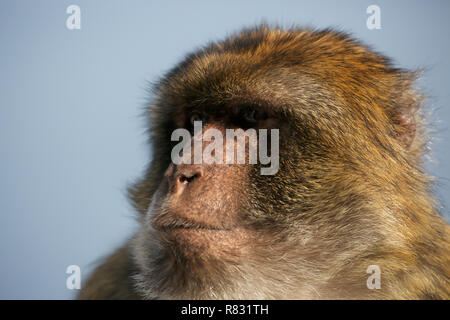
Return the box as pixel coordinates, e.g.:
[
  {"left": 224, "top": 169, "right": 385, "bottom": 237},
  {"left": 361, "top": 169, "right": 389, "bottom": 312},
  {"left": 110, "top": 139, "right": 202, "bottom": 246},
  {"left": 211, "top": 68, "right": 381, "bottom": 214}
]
[
  {"left": 189, "top": 112, "right": 207, "bottom": 128},
  {"left": 242, "top": 109, "right": 257, "bottom": 123},
  {"left": 239, "top": 108, "right": 268, "bottom": 127}
]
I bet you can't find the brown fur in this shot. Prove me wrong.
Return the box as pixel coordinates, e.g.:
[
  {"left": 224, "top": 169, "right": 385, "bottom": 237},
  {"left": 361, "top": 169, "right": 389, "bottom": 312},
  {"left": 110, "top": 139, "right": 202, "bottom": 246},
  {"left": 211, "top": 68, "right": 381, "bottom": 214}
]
[{"left": 79, "top": 25, "right": 449, "bottom": 300}]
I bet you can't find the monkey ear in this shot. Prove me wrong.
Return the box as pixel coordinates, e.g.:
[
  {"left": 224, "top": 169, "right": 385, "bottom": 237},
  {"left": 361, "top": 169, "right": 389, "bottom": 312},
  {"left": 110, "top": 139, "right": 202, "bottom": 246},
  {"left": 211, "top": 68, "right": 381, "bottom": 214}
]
[
  {"left": 392, "top": 107, "right": 416, "bottom": 148},
  {"left": 388, "top": 72, "right": 422, "bottom": 149}
]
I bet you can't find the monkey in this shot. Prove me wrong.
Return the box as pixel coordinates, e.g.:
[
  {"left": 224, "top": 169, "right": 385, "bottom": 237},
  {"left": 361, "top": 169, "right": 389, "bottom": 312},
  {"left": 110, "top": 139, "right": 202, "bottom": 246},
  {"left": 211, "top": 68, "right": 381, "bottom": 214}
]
[{"left": 78, "top": 25, "right": 450, "bottom": 300}]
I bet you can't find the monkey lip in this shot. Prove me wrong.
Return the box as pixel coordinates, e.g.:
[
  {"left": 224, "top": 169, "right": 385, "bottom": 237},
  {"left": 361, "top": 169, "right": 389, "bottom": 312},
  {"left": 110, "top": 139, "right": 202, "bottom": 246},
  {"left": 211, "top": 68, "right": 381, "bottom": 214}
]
[
  {"left": 150, "top": 209, "right": 237, "bottom": 235},
  {"left": 152, "top": 218, "right": 232, "bottom": 233},
  {"left": 157, "top": 225, "right": 229, "bottom": 232}
]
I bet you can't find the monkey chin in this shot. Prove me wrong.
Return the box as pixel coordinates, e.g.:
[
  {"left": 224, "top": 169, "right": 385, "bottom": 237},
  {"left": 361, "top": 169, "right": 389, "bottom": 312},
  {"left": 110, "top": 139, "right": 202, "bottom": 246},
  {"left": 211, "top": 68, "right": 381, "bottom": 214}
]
[
  {"left": 153, "top": 225, "right": 251, "bottom": 260},
  {"left": 147, "top": 196, "right": 251, "bottom": 259}
]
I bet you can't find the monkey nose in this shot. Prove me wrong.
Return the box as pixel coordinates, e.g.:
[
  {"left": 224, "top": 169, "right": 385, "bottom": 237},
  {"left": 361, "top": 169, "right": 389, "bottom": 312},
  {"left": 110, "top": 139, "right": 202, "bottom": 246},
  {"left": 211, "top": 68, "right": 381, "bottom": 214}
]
[
  {"left": 179, "top": 172, "right": 201, "bottom": 184},
  {"left": 172, "top": 166, "right": 203, "bottom": 195}
]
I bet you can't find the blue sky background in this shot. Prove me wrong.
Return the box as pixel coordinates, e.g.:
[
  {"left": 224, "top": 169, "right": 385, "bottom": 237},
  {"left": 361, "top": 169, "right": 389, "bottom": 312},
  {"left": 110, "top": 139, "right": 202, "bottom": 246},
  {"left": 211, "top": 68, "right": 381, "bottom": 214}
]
[{"left": 1, "top": 0, "right": 449, "bottom": 299}]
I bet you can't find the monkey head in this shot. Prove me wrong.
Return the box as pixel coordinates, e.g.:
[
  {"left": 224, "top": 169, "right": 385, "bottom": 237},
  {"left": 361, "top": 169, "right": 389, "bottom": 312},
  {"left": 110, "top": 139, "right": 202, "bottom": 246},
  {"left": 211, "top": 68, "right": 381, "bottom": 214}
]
[{"left": 125, "top": 26, "right": 448, "bottom": 300}]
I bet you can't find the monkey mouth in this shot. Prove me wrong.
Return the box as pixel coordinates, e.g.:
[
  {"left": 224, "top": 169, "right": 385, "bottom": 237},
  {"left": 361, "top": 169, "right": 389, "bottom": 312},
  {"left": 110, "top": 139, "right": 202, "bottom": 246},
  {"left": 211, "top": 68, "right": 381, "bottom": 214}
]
[
  {"left": 156, "top": 225, "right": 228, "bottom": 232},
  {"left": 153, "top": 222, "right": 237, "bottom": 243},
  {"left": 151, "top": 216, "right": 231, "bottom": 232}
]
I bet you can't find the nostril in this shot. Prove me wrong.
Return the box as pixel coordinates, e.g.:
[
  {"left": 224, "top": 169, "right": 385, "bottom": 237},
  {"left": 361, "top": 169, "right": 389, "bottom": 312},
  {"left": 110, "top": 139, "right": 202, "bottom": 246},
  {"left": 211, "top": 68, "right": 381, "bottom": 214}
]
[{"left": 179, "top": 173, "right": 200, "bottom": 184}]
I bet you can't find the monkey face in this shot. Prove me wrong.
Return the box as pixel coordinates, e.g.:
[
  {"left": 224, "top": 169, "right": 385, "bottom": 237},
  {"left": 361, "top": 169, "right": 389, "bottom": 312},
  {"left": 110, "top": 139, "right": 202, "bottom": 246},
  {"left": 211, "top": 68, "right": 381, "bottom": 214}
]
[{"left": 145, "top": 106, "right": 281, "bottom": 258}]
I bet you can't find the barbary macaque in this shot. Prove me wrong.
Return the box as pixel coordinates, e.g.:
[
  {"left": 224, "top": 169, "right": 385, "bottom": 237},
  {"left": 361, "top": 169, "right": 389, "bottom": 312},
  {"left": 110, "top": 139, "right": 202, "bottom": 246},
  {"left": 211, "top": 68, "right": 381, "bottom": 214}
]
[{"left": 79, "top": 25, "right": 450, "bottom": 299}]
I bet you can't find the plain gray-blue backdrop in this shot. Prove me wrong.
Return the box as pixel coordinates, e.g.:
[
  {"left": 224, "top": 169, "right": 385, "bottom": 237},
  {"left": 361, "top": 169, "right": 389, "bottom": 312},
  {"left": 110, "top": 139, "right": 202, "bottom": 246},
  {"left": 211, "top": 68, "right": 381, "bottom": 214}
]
[{"left": 1, "top": 0, "right": 449, "bottom": 299}]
